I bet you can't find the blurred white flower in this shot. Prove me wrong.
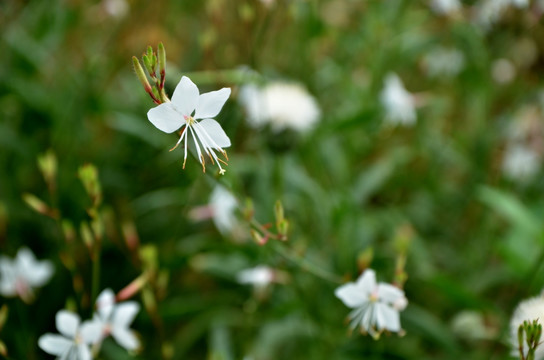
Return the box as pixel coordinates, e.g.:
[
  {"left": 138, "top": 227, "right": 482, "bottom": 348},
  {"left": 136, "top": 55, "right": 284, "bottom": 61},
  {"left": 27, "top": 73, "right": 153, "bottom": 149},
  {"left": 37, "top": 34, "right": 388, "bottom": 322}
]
[
  {"left": 380, "top": 73, "right": 416, "bottom": 126},
  {"left": 93, "top": 288, "right": 140, "bottom": 351},
  {"left": 335, "top": 269, "right": 407, "bottom": 338},
  {"left": 502, "top": 144, "right": 541, "bottom": 182},
  {"left": 102, "top": 0, "right": 129, "bottom": 19},
  {"left": 476, "top": 0, "right": 528, "bottom": 29},
  {"left": 38, "top": 310, "right": 102, "bottom": 360},
  {"left": 510, "top": 295, "right": 544, "bottom": 359},
  {"left": 492, "top": 58, "right": 516, "bottom": 84},
  {"left": 430, "top": 0, "right": 461, "bottom": 15},
  {"left": 0, "top": 247, "right": 53, "bottom": 302},
  {"left": 422, "top": 47, "right": 465, "bottom": 78},
  {"left": 237, "top": 266, "right": 275, "bottom": 288},
  {"left": 239, "top": 82, "right": 321, "bottom": 133},
  {"left": 210, "top": 185, "right": 238, "bottom": 235},
  {"left": 147, "top": 76, "right": 231, "bottom": 175}
]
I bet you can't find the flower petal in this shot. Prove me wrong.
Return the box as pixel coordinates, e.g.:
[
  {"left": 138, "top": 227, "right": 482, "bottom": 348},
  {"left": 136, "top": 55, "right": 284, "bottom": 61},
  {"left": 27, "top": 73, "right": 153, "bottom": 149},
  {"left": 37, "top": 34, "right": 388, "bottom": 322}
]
[
  {"left": 56, "top": 310, "right": 80, "bottom": 338},
  {"left": 335, "top": 282, "right": 368, "bottom": 308},
  {"left": 194, "top": 88, "right": 231, "bottom": 119},
  {"left": 376, "top": 303, "right": 401, "bottom": 332},
  {"left": 96, "top": 288, "right": 115, "bottom": 320},
  {"left": 38, "top": 334, "right": 72, "bottom": 356},
  {"left": 80, "top": 319, "right": 104, "bottom": 344},
  {"left": 377, "top": 283, "right": 405, "bottom": 304},
  {"left": 16, "top": 248, "right": 53, "bottom": 286},
  {"left": 0, "top": 257, "right": 17, "bottom": 296},
  {"left": 112, "top": 327, "right": 140, "bottom": 350},
  {"left": 112, "top": 302, "right": 140, "bottom": 328},
  {"left": 147, "top": 103, "right": 184, "bottom": 134},
  {"left": 354, "top": 269, "right": 377, "bottom": 298},
  {"left": 77, "top": 343, "right": 92, "bottom": 360},
  {"left": 171, "top": 76, "right": 199, "bottom": 116},
  {"left": 198, "top": 119, "right": 231, "bottom": 148}
]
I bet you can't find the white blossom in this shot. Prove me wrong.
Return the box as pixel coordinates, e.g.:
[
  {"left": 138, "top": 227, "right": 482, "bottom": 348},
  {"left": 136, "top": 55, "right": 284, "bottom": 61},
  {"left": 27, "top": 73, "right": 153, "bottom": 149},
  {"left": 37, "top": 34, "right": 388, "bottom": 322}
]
[
  {"left": 510, "top": 295, "right": 544, "bottom": 359},
  {"left": 335, "top": 269, "right": 407, "bottom": 338},
  {"left": 239, "top": 82, "right": 321, "bottom": 133},
  {"left": 422, "top": 47, "right": 465, "bottom": 78},
  {"left": 502, "top": 144, "right": 541, "bottom": 182},
  {"left": 93, "top": 288, "right": 140, "bottom": 351},
  {"left": 476, "top": 0, "right": 528, "bottom": 29},
  {"left": 0, "top": 247, "right": 53, "bottom": 302},
  {"left": 210, "top": 185, "right": 238, "bottom": 235},
  {"left": 430, "top": 0, "right": 461, "bottom": 15},
  {"left": 237, "top": 266, "right": 275, "bottom": 288},
  {"left": 380, "top": 73, "right": 416, "bottom": 127},
  {"left": 147, "top": 76, "right": 231, "bottom": 175},
  {"left": 38, "top": 310, "right": 102, "bottom": 360}
]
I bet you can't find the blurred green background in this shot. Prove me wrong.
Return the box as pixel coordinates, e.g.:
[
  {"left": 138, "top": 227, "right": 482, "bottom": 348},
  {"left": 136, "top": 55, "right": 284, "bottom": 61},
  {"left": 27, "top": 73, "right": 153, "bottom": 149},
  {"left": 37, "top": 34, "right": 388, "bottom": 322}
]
[{"left": 2, "top": 0, "right": 544, "bottom": 359}]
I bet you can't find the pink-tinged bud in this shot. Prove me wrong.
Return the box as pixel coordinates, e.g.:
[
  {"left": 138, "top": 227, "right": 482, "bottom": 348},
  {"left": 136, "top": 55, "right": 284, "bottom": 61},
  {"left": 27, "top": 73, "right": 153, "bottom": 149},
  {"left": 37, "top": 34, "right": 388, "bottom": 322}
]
[
  {"left": 251, "top": 229, "right": 267, "bottom": 245},
  {"left": 61, "top": 220, "right": 76, "bottom": 243},
  {"left": 132, "top": 56, "right": 152, "bottom": 91},
  {"left": 22, "top": 193, "right": 58, "bottom": 219},
  {"left": 122, "top": 221, "right": 140, "bottom": 252},
  {"left": 117, "top": 274, "right": 147, "bottom": 301},
  {"left": 158, "top": 42, "right": 166, "bottom": 78}
]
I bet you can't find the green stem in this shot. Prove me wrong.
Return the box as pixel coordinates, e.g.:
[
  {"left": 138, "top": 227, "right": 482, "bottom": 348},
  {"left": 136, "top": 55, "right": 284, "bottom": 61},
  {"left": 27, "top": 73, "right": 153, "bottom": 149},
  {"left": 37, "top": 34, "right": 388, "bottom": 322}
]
[
  {"left": 91, "top": 234, "right": 101, "bottom": 305},
  {"left": 273, "top": 242, "right": 342, "bottom": 284}
]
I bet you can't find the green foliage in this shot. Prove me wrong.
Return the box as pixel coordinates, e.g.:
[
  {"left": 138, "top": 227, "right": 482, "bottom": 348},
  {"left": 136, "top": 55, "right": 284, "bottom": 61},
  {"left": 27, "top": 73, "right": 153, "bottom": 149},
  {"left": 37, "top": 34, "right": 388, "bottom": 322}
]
[{"left": 1, "top": 0, "right": 544, "bottom": 359}]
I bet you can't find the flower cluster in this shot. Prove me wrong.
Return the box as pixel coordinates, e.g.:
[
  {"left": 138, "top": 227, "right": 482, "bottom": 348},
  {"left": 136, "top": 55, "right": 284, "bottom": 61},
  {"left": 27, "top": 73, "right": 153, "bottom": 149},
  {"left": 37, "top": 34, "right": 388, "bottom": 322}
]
[{"left": 38, "top": 288, "right": 140, "bottom": 359}]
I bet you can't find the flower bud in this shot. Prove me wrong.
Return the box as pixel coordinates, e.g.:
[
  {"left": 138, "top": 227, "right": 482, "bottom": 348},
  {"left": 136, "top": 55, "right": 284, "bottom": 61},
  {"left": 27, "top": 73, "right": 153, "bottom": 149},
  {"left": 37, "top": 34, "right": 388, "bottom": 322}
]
[
  {"left": 132, "top": 56, "right": 152, "bottom": 91},
  {"left": 80, "top": 221, "right": 94, "bottom": 252},
  {"left": 22, "top": 193, "right": 58, "bottom": 219},
  {"left": 78, "top": 164, "right": 102, "bottom": 207},
  {"left": 37, "top": 149, "right": 57, "bottom": 188},
  {"left": 158, "top": 42, "right": 166, "bottom": 77},
  {"left": 274, "top": 200, "right": 284, "bottom": 226},
  {"left": 251, "top": 229, "right": 267, "bottom": 245},
  {"left": 0, "top": 305, "right": 8, "bottom": 332},
  {"left": 143, "top": 54, "right": 155, "bottom": 78}
]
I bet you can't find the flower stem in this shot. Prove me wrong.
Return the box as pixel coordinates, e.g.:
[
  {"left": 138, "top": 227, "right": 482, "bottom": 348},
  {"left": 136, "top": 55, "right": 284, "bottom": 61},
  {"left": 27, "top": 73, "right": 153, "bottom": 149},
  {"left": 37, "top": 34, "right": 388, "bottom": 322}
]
[
  {"left": 91, "top": 231, "right": 101, "bottom": 305},
  {"left": 272, "top": 242, "right": 342, "bottom": 284}
]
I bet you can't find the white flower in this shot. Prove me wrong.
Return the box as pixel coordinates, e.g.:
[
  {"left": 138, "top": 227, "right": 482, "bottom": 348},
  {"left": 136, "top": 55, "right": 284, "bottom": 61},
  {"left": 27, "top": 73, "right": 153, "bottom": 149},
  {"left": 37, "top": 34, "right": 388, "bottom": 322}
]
[
  {"left": 147, "top": 76, "right": 231, "bottom": 175},
  {"left": 422, "top": 47, "right": 465, "bottom": 78},
  {"left": 210, "top": 185, "right": 238, "bottom": 235},
  {"left": 335, "top": 269, "right": 407, "bottom": 338},
  {"left": 476, "top": 0, "right": 528, "bottom": 29},
  {"left": 0, "top": 247, "right": 53, "bottom": 302},
  {"left": 380, "top": 73, "right": 416, "bottom": 127},
  {"left": 510, "top": 295, "right": 544, "bottom": 359},
  {"left": 239, "top": 82, "right": 321, "bottom": 133},
  {"left": 502, "top": 144, "right": 541, "bottom": 182},
  {"left": 430, "top": 0, "right": 461, "bottom": 15},
  {"left": 38, "top": 310, "right": 102, "bottom": 360},
  {"left": 237, "top": 266, "right": 275, "bottom": 288},
  {"left": 102, "top": 0, "right": 129, "bottom": 18},
  {"left": 93, "top": 288, "right": 140, "bottom": 351}
]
